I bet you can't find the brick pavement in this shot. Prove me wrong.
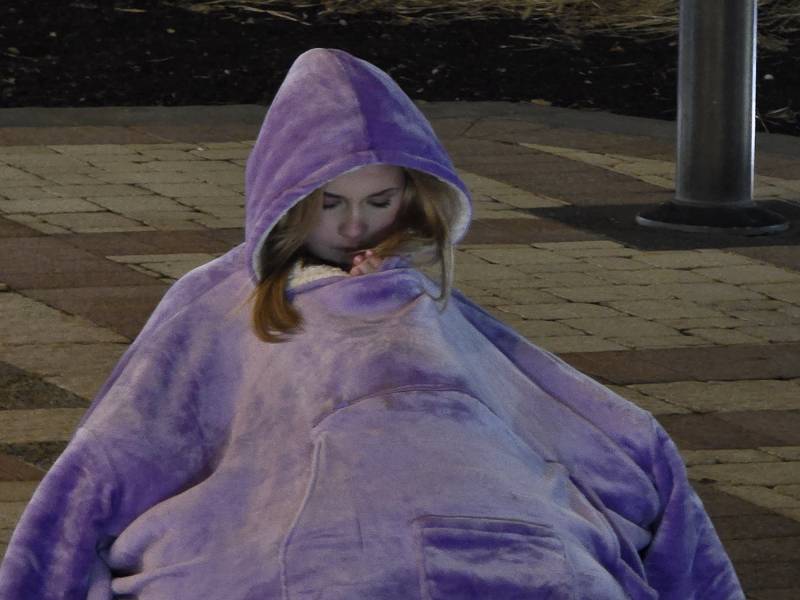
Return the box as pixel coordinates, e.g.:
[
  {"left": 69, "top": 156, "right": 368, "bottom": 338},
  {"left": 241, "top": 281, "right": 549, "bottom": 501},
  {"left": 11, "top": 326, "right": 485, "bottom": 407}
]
[{"left": 1, "top": 102, "right": 799, "bottom": 599}]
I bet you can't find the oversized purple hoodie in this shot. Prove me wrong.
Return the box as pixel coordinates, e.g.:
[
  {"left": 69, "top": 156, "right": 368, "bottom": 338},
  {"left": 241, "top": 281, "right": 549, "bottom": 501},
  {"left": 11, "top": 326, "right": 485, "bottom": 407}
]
[{"left": 0, "top": 48, "right": 744, "bottom": 599}]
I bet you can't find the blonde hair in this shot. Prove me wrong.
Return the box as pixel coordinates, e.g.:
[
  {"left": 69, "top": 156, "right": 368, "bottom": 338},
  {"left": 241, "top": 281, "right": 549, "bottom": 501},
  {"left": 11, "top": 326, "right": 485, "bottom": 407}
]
[{"left": 249, "top": 167, "right": 461, "bottom": 343}]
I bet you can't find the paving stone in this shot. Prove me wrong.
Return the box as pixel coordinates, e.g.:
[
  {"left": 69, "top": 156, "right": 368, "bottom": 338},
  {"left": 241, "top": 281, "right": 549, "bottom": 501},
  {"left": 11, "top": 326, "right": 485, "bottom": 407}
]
[
  {"left": 0, "top": 186, "right": 61, "bottom": 202},
  {"left": 0, "top": 292, "right": 127, "bottom": 345},
  {"left": 121, "top": 143, "right": 203, "bottom": 152},
  {"left": 597, "top": 269, "right": 714, "bottom": 285},
  {"left": 0, "top": 480, "right": 38, "bottom": 502},
  {"left": 48, "top": 144, "right": 140, "bottom": 156},
  {"left": 0, "top": 146, "right": 56, "bottom": 155},
  {"left": 632, "top": 380, "right": 800, "bottom": 413},
  {"left": 0, "top": 408, "right": 85, "bottom": 443},
  {"left": 4, "top": 268, "right": 158, "bottom": 290},
  {"left": 532, "top": 241, "right": 629, "bottom": 251},
  {"left": 92, "top": 170, "right": 203, "bottom": 185},
  {"left": 690, "top": 463, "right": 800, "bottom": 486},
  {"left": 510, "top": 319, "right": 584, "bottom": 338},
  {"left": 464, "top": 246, "right": 582, "bottom": 266},
  {"left": 472, "top": 208, "right": 536, "bottom": 220},
  {"left": 0, "top": 441, "right": 69, "bottom": 471},
  {"left": 0, "top": 453, "right": 44, "bottom": 481},
  {"left": 526, "top": 272, "right": 608, "bottom": 288},
  {"left": 745, "top": 283, "right": 800, "bottom": 304},
  {"left": 606, "top": 384, "right": 690, "bottom": 415},
  {"left": 609, "top": 335, "right": 709, "bottom": 349},
  {"left": 736, "top": 245, "right": 800, "bottom": 273},
  {"left": 737, "top": 325, "right": 800, "bottom": 343},
  {"left": 695, "top": 482, "right": 772, "bottom": 517},
  {"left": 0, "top": 197, "right": 103, "bottom": 214},
  {"left": 532, "top": 335, "right": 627, "bottom": 354},
  {"left": 61, "top": 229, "right": 235, "bottom": 256},
  {"left": 136, "top": 259, "right": 212, "bottom": 279},
  {"left": 495, "top": 302, "right": 621, "bottom": 320},
  {"left": 561, "top": 316, "right": 680, "bottom": 338},
  {"left": 487, "top": 287, "right": 563, "bottom": 304},
  {"left": 0, "top": 165, "right": 41, "bottom": 179},
  {"left": 455, "top": 262, "right": 531, "bottom": 281},
  {"left": 0, "top": 216, "right": 37, "bottom": 238},
  {"left": 696, "top": 265, "right": 800, "bottom": 285},
  {"left": 0, "top": 169, "right": 44, "bottom": 187},
  {"left": 561, "top": 344, "right": 800, "bottom": 384},
  {"left": 179, "top": 194, "right": 244, "bottom": 208},
  {"left": 22, "top": 285, "right": 168, "bottom": 341},
  {"left": 582, "top": 256, "right": 652, "bottom": 271},
  {"left": 3, "top": 156, "right": 93, "bottom": 172},
  {"left": 717, "top": 485, "right": 800, "bottom": 509},
  {"left": 687, "top": 328, "right": 766, "bottom": 345},
  {"left": 145, "top": 160, "right": 242, "bottom": 173},
  {"left": 135, "top": 149, "right": 206, "bottom": 161},
  {"left": 654, "top": 282, "right": 766, "bottom": 303},
  {"left": 637, "top": 250, "right": 756, "bottom": 269},
  {"left": 735, "top": 561, "right": 800, "bottom": 591},
  {"left": 0, "top": 500, "right": 26, "bottom": 530},
  {"left": 87, "top": 160, "right": 154, "bottom": 173},
  {"left": 87, "top": 195, "right": 191, "bottom": 212},
  {"left": 40, "top": 212, "right": 154, "bottom": 233},
  {"left": 188, "top": 148, "right": 253, "bottom": 160},
  {"left": 547, "top": 284, "right": 667, "bottom": 302},
  {"left": 1, "top": 126, "right": 171, "bottom": 146},
  {"left": 0, "top": 360, "right": 87, "bottom": 410},
  {"left": 549, "top": 247, "right": 642, "bottom": 259},
  {"left": 200, "top": 170, "right": 245, "bottom": 186},
  {"left": 655, "top": 413, "right": 785, "bottom": 450},
  {"left": 186, "top": 214, "right": 243, "bottom": 229},
  {"left": 39, "top": 172, "right": 111, "bottom": 185},
  {"left": 607, "top": 299, "right": 722, "bottom": 320},
  {"left": 746, "top": 588, "right": 800, "bottom": 600},
  {"left": 726, "top": 537, "right": 800, "bottom": 564},
  {"left": 773, "top": 485, "right": 800, "bottom": 500},
  {"left": 680, "top": 449, "right": 781, "bottom": 467},
  {"left": 511, "top": 260, "right": 596, "bottom": 274},
  {"left": 1, "top": 214, "right": 71, "bottom": 234},
  {"left": 44, "top": 184, "right": 151, "bottom": 198},
  {"left": 713, "top": 512, "right": 800, "bottom": 540},
  {"left": 721, "top": 309, "right": 798, "bottom": 326},
  {"left": 198, "top": 204, "right": 245, "bottom": 219},
  {"left": 0, "top": 341, "right": 128, "bottom": 400},
  {"left": 708, "top": 299, "right": 790, "bottom": 313},
  {"left": 718, "top": 411, "right": 800, "bottom": 446},
  {"left": 761, "top": 447, "right": 800, "bottom": 461}
]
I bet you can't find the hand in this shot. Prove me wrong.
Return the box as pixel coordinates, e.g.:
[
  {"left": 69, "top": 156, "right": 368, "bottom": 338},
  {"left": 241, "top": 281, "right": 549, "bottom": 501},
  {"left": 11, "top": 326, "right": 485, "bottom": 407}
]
[{"left": 349, "top": 249, "right": 384, "bottom": 276}]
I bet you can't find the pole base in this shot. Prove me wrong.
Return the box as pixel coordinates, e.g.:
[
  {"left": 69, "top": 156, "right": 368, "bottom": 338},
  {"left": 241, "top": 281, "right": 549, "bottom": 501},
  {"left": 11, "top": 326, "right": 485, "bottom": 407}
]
[{"left": 636, "top": 202, "right": 790, "bottom": 235}]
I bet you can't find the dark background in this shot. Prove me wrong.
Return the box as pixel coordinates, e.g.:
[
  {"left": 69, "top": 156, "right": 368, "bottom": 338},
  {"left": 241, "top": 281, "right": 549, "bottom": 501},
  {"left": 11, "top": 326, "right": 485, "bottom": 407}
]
[{"left": 1, "top": 0, "right": 798, "bottom": 136}]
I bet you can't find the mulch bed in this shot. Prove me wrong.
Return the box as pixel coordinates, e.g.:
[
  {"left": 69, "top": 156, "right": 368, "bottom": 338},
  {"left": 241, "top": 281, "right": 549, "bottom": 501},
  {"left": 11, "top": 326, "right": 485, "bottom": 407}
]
[{"left": 1, "top": 0, "right": 798, "bottom": 136}]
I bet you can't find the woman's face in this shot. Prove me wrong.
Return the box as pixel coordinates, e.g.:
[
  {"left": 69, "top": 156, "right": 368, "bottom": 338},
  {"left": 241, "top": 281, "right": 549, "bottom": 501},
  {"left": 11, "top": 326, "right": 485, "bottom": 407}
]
[{"left": 304, "top": 164, "right": 407, "bottom": 266}]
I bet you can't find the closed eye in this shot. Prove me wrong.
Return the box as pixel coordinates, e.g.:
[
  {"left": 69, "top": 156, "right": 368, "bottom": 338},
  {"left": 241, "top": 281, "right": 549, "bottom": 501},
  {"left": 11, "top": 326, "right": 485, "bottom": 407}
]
[{"left": 322, "top": 195, "right": 394, "bottom": 210}]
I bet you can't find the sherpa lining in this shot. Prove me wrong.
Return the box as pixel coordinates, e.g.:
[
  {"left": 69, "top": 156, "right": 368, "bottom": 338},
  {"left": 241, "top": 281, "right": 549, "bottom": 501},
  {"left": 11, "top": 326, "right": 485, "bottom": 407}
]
[{"left": 288, "top": 262, "right": 348, "bottom": 289}]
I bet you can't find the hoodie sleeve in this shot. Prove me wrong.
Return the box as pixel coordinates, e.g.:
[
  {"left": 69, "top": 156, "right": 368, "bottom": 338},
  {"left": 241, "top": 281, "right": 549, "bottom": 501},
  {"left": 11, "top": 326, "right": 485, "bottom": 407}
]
[
  {"left": 0, "top": 428, "right": 118, "bottom": 600},
  {"left": 450, "top": 288, "right": 744, "bottom": 598},
  {"left": 640, "top": 421, "right": 745, "bottom": 599},
  {"left": 0, "top": 326, "right": 217, "bottom": 600}
]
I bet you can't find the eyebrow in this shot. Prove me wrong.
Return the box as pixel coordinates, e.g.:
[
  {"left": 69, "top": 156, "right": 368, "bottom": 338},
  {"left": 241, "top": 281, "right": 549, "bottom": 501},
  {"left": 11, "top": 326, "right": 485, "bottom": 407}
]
[{"left": 322, "top": 187, "right": 400, "bottom": 199}]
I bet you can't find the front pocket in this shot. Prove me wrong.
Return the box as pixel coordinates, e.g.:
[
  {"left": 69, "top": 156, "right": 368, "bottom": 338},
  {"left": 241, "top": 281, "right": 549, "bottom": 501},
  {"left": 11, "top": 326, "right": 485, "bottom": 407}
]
[{"left": 414, "top": 515, "right": 576, "bottom": 600}]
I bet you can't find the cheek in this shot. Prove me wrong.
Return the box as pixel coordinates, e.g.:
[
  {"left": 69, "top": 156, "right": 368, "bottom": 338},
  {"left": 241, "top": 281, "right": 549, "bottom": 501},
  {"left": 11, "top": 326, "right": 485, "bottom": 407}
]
[{"left": 374, "top": 205, "right": 404, "bottom": 229}]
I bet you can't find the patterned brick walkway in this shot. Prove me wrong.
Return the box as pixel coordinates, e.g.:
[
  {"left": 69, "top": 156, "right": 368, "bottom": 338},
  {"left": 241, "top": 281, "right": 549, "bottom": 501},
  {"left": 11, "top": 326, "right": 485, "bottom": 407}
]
[{"left": 1, "top": 103, "right": 799, "bottom": 599}]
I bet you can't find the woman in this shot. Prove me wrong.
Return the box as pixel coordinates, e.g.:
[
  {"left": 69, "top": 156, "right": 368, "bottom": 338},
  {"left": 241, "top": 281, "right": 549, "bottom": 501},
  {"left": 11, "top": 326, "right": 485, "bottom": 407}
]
[{"left": 0, "top": 48, "right": 743, "bottom": 599}]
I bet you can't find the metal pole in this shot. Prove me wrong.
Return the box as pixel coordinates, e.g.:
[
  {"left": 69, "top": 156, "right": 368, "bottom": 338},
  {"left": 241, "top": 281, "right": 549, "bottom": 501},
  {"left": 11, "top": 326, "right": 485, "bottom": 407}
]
[{"left": 636, "top": 0, "right": 788, "bottom": 234}]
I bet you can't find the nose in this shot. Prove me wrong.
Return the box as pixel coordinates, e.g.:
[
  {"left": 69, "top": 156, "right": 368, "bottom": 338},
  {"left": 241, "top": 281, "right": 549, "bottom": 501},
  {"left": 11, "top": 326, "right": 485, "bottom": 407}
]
[{"left": 339, "top": 208, "right": 367, "bottom": 241}]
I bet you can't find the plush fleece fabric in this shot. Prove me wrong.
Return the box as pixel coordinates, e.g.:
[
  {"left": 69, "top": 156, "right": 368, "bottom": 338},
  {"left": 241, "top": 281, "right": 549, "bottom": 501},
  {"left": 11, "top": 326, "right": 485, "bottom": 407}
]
[{"left": 0, "top": 48, "right": 744, "bottom": 599}]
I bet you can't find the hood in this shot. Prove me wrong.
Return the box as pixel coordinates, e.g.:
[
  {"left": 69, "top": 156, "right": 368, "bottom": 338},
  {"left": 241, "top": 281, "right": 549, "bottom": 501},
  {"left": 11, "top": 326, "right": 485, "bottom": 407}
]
[{"left": 244, "top": 48, "right": 473, "bottom": 283}]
